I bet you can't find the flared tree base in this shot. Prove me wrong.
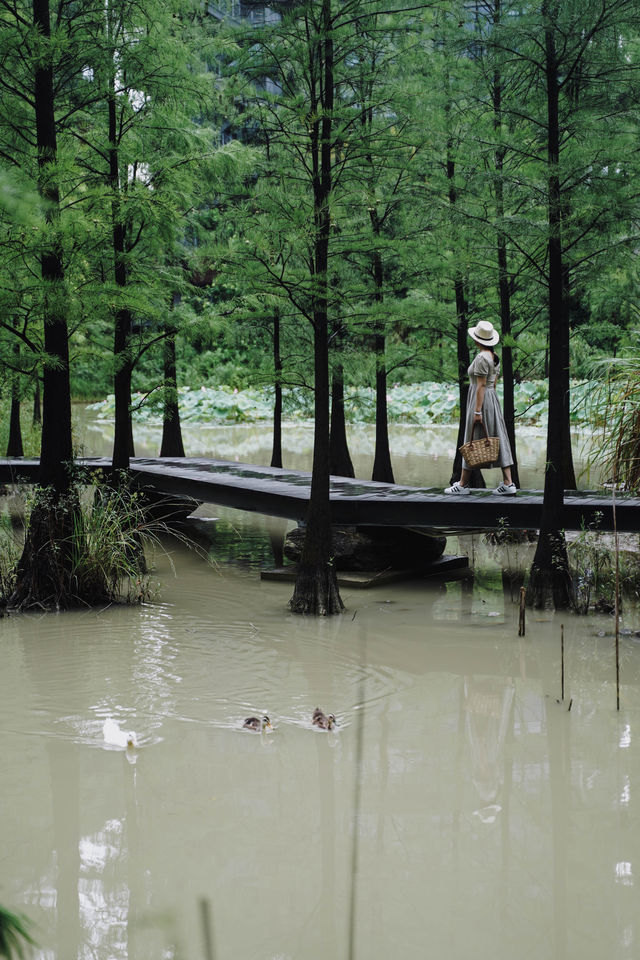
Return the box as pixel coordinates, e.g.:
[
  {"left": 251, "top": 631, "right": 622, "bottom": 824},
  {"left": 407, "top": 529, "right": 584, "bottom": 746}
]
[
  {"left": 289, "top": 562, "right": 345, "bottom": 616},
  {"left": 8, "top": 486, "right": 148, "bottom": 612},
  {"left": 528, "top": 529, "right": 574, "bottom": 610},
  {"left": 9, "top": 496, "right": 83, "bottom": 611}
]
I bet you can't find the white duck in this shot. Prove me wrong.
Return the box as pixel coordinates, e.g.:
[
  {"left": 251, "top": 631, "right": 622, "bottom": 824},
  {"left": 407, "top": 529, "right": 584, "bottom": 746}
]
[{"left": 103, "top": 717, "right": 138, "bottom": 749}]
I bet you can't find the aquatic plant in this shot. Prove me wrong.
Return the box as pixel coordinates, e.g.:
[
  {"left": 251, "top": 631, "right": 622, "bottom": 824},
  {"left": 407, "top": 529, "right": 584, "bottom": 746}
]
[
  {"left": 87, "top": 380, "right": 597, "bottom": 428},
  {"left": 568, "top": 515, "right": 640, "bottom": 614},
  {"left": 569, "top": 516, "right": 611, "bottom": 615}
]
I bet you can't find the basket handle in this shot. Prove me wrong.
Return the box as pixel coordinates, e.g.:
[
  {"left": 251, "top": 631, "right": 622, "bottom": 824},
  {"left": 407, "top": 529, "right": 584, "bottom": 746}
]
[{"left": 470, "top": 420, "right": 490, "bottom": 441}]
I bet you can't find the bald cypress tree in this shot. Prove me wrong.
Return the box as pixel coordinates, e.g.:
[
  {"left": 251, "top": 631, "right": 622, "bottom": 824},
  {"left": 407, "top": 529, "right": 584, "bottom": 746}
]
[{"left": 9, "top": 0, "right": 78, "bottom": 608}]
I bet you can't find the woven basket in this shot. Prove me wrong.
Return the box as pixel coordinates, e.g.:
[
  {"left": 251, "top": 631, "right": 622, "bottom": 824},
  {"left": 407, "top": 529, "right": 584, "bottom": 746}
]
[{"left": 459, "top": 422, "right": 500, "bottom": 469}]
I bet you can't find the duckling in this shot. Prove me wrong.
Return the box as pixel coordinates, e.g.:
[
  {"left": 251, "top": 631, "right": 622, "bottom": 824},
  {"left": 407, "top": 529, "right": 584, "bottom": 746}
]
[
  {"left": 312, "top": 707, "right": 336, "bottom": 730},
  {"left": 243, "top": 715, "right": 273, "bottom": 732}
]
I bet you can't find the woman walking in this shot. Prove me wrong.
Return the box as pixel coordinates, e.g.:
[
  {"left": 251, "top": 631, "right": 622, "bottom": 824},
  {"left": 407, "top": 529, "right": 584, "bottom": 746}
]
[{"left": 445, "top": 320, "right": 516, "bottom": 495}]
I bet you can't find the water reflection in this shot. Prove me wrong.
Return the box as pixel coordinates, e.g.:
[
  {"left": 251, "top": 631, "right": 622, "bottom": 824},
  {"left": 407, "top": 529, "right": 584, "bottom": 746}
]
[
  {"left": 464, "top": 676, "right": 515, "bottom": 809},
  {"left": 74, "top": 406, "right": 600, "bottom": 490},
  {"left": 2, "top": 462, "right": 640, "bottom": 958}
]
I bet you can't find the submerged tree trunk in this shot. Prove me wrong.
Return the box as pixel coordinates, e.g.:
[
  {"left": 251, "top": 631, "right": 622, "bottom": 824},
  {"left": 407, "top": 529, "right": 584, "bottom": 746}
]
[
  {"left": 290, "top": 0, "right": 343, "bottom": 615},
  {"left": 329, "top": 358, "right": 354, "bottom": 478},
  {"left": 160, "top": 295, "right": 185, "bottom": 458},
  {"left": 528, "top": 3, "right": 573, "bottom": 609},
  {"left": 271, "top": 309, "right": 283, "bottom": 469},
  {"left": 10, "top": 0, "right": 77, "bottom": 610}
]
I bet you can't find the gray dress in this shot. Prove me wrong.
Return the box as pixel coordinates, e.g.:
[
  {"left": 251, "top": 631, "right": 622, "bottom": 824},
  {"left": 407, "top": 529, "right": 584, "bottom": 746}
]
[{"left": 462, "top": 351, "right": 513, "bottom": 469}]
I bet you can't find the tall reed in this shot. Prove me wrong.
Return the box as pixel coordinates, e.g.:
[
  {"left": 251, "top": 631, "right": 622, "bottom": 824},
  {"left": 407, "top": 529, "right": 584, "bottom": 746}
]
[{"left": 590, "top": 356, "right": 640, "bottom": 491}]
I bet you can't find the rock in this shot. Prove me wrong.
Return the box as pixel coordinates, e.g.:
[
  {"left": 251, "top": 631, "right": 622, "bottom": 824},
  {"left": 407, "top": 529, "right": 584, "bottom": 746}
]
[
  {"left": 594, "top": 597, "right": 616, "bottom": 614},
  {"left": 284, "top": 524, "right": 446, "bottom": 571}
]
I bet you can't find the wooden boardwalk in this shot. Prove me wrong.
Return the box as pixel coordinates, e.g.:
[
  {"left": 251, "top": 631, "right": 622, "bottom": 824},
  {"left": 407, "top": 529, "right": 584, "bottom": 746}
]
[{"left": 2, "top": 455, "right": 639, "bottom": 533}]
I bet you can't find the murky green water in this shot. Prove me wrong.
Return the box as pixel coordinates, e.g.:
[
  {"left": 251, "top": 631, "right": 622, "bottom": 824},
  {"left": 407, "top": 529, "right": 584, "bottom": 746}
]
[{"left": 1, "top": 417, "right": 637, "bottom": 960}]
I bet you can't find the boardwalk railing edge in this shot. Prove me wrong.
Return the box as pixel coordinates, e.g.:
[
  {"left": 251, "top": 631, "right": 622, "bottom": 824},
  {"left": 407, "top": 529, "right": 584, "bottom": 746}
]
[{"left": 1, "top": 457, "right": 639, "bottom": 532}]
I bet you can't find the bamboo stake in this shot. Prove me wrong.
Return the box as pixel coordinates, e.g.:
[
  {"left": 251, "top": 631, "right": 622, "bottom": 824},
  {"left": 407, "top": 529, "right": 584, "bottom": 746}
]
[
  {"left": 560, "top": 623, "right": 564, "bottom": 701},
  {"left": 199, "top": 898, "right": 216, "bottom": 960},
  {"left": 518, "top": 586, "right": 526, "bottom": 636},
  {"left": 613, "top": 476, "right": 620, "bottom": 711},
  {"left": 348, "top": 631, "right": 367, "bottom": 960}
]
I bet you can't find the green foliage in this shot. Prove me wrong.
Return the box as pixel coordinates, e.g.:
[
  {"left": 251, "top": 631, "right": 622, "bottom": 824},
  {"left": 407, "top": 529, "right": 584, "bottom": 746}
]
[
  {"left": 0, "top": 905, "right": 36, "bottom": 960},
  {"left": 2, "top": 0, "right": 640, "bottom": 465}
]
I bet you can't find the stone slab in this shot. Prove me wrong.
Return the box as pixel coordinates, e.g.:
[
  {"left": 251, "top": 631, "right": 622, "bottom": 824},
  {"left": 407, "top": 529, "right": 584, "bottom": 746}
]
[{"left": 260, "top": 554, "right": 469, "bottom": 589}]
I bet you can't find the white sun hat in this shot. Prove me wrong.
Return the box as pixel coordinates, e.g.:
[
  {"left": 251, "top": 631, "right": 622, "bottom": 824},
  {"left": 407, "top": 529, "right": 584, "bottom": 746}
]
[{"left": 468, "top": 320, "right": 499, "bottom": 347}]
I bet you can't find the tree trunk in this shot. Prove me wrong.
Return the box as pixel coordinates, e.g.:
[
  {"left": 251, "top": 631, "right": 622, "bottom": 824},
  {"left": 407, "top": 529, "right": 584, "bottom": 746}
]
[
  {"left": 491, "top": 31, "right": 520, "bottom": 487},
  {"left": 7, "top": 395, "right": 23, "bottom": 458},
  {"left": 160, "top": 294, "right": 185, "bottom": 458},
  {"left": 112, "top": 301, "right": 135, "bottom": 470},
  {"left": 447, "top": 146, "right": 485, "bottom": 488},
  {"left": 329, "top": 359, "right": 354, "bottom": 477},
  {"left": 561, "top": 265, "right": 577, "bottom": 489},
  {"left": 10, "top": 0, "right": 77, "bottom": 610},
  {"left": 371, "top": 330, "right": 394, "bottom": 482},
  {"left": 369, "top": 243, "right": 394, "bottom": 483},
  {"left": 290, "top": 0, "right": 343, "bottom": 615},
  {"left": 271, "top": 309, "right": 283, "bottom": 469},
  {"left": 450, "top": 278, "right": 486, "bottom": 487},
  {"left": 28, "top": 0, "right": 73, "bottom": 481},
  {"left": 109, "top": 83, "right": 135, "bottom": 471},
  {"left": 290, "top": 320, "right": 343, "bottom": 615},
  {"left": 496, "top": 233, "right": 519, "bottom": 487},
  {"left": 33, "top": 375, "right": 42, "bottom": 426},
  {"left": 528, "top": 3, "right": 573, "bottom": 609},
  {"left": 6, "top": 344, "right": 24, "bottom": 457}
]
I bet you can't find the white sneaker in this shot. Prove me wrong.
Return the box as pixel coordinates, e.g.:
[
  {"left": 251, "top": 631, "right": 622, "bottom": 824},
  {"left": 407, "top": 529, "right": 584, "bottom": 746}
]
[
  {"left": 444, "top": 481, "right": 470, "bottom": 495},
  {"left": 494, "top": 482, "right": 517, "bottom": 495}
]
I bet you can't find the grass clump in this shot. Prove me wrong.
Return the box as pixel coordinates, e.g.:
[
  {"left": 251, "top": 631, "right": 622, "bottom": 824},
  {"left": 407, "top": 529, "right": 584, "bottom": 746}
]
[
  {"left": 70, "top": 485, "right": 158, "bottom": 605},
  {"left": 590, "top": 353, "right": 640, "bottom": 491},
  {"left": 0, "top": 513, "right": 21, "bottom": 609}
]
